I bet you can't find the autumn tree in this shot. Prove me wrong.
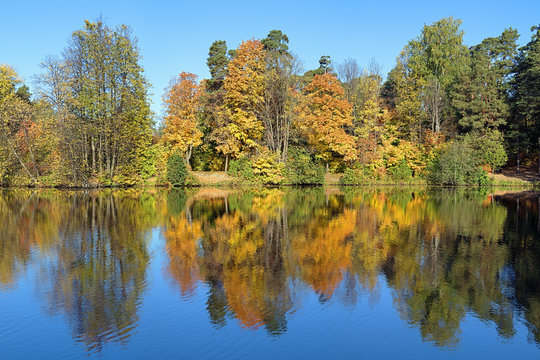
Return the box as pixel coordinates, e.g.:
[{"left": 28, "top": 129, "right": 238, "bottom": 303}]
[
  {"left": 163, "top": 72, "right": 203, "bottom": 166},
  {"left": 218, "top": 39, "right": 266, "bottom": 169},
  {"left": 0, "top": 65, "right": 49, "bottom": 184},
  {"left": 261, "top": 30, "right": 302, "bottom": 161},
  {"left": 37, "top": 19, "right": 152, "bottom": 184},
  {"left": 298, "top": 72, "right": 356, "bottom": 170}
]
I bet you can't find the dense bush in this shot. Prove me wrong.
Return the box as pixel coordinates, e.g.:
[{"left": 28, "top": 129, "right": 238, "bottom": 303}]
[
  {"left": 252, "top": 150, "right": 284, "bottom": 184},
  {"left": 387, "top": 159, "right": 413, "bottom": 181},
  {"left": 166, "top": 151, "right": 188, "bottom": 186},
  {"left": 227, "top": 156, "right": 255, "bottom": 181},
  {"left": 427, "top": 141, "right": 489, "bottom": 186},
  {"left": 463, "top": 131, "right": 507, "bottom": 172},
  {"left": 284, "top": 148, "right": 325, "bottom": 185},
  {"left": 339, "top": 167, "right": 363, "bottom": 185}
]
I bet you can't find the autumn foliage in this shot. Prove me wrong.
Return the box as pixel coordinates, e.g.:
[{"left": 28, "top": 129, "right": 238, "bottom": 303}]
[
  {"left": 298, "top": 73, "right": 357, "bottom": 165},
  {"left": 163, "top": 72, "right": 203, "bottom": 164}
]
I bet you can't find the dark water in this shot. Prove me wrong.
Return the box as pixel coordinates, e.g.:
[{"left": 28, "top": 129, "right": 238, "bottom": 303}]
[{"left": 1, "top": 187, "right": 540, "bottom": 359}]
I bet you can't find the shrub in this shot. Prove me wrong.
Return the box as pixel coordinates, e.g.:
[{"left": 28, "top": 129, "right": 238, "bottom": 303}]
[
  {"left": 167, "top": 150, "right": 188, "bottom": 186},
  {"left": 427, "top": 141, "right": 489, "bottom": 186},
  {"left": 462, "top": 131, "right": 507, "bottom": 172},
  {"left": 387, "top": 159, "right": 413, "bottom": 182},
  {"left": 284, "top": 148, "right": 325, "bottom": 185},
  {"left": 227, "top": 156, "right": 255, "bottom": 181},
  {"left": 252, "top": 150, "right": 284, "bottom": 184},
  {"left": 339, "top": 167, "right": 363, "bottom": 185}
]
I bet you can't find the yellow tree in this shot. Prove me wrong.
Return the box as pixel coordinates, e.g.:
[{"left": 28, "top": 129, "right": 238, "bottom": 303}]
[
  {"left": 163, "top": 72, "right": 203, "bottom": 167},
  {"left": 298, "top": 72, "right": 356, "bottom": 170},
  {"left": 219, "top": 39, "right": 266, "bottom": 169}
]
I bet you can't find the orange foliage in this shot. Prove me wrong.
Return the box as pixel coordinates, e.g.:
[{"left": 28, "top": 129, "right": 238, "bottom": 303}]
[
  {"left": 298, "top": 73, "right": 357, "bottom": 163},
  {"left": 219, "top": 39, "right": 266, "bottom": 157},
  {"left": 165, "top": 215, "right": 203, "bottom": 296},
  {"left": 163, "top": 72, "right": 203, "bottom": 158}
]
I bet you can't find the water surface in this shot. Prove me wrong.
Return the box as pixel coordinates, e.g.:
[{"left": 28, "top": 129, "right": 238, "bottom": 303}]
[{"left": 0, "top": 187, "right": 539, "bottom": 359}]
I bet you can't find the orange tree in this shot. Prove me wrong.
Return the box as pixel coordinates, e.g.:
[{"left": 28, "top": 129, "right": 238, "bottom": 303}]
[
  {"left": 163, "top": 72, "right": 203, "bottom": 166},
  {"left": 297, "top": 72, "right": 356, "bottom": 170}
]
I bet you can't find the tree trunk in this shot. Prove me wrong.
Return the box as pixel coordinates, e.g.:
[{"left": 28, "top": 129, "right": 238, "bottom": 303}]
[
  {"left": 516, "top": 148, "right": 520, "bottom": 173},
  {"left": 185, "top": 144, "right": 193, "bottom": 170},
  {"left": 225, "top": 155, "right": 229, "bottom": 172},
  {"left": 4, "top": 135, "right": 35, "bottom": 182},
  {"left": 23, "top": 128, "right": 40, "bottom": 177}
]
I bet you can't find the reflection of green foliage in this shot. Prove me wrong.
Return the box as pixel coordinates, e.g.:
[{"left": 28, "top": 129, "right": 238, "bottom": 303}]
[
  {"left": 4, "top": 188, "right": 540, "bottom": 349},
  {"left": 167, "top": 189, "right": 187, "bottom": 215},
  {"left": 0, "top": 190, "right": 161, "bottom": 352}
]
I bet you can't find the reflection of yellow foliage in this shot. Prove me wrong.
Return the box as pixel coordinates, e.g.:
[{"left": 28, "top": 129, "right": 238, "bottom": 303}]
[
  {"left": 165, "top": 215, "right": 203, "bottom": 296},
  {"left": 293, "top": 208, "right": 356, "bottom": 298},
  {"left": 224, "top": 267, "right": 266, "bottom": 329}
]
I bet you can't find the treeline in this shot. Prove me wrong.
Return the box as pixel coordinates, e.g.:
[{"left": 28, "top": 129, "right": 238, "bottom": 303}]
[{"left": 1, "top": 17, "right": 540, "bottom": 186}]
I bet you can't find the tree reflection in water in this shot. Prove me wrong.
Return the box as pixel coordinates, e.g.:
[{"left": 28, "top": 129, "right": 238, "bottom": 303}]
[{"left": 1, "top": 188, "right": 540, "bottom": 351}]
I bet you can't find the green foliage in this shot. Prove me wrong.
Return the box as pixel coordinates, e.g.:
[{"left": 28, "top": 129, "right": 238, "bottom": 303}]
[
  {"left": 206, "top": 40, "right": 229, "bottom": 90},
  {"left": 387, "top": 159, "right": 413, "bottom": 181},
  {"left": 462, "top": 131, "right": 508, "bottom": 172},
  {"left": 510, "top": 25, "right": 540, "bottom": 155},
  {"left": 167, "top": 188, "right": 187, "bottom": 215},
  {"left": 140, "top": 143, "right": 166, "bottom": 181},
  {"left": 427, "top": 141, "right": 489, "bottom": 186},
  {"left": 166, "top": 151, "right": 188, "bottom": 186},
  {"left": 339, "top": 167, "right": 363, "bottom": 185},
  {"left": 284, "top": 148, "right": 325, "bottom": 185},
  {"left": 227, "top": 156, "right": 255, "bottom": 181}
]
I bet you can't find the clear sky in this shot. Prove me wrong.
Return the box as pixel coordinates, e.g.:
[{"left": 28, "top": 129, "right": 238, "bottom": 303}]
[{"left": 1, "top": 0, "right": 539, "bottom": 119}]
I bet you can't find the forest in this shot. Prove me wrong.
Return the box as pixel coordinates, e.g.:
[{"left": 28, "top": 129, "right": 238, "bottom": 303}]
[{"left": 1, "top": 17, "right": 540, "bottom": 187}]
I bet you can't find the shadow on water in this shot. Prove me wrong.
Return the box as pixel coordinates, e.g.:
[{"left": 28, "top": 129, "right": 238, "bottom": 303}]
[{"left": 1, "top": 187, "right": 540, "bottom": 352}]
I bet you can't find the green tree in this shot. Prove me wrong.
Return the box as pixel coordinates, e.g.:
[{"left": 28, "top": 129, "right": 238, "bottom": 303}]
[
  {"left": 453, "top": 29, "right": 519, "bottom": 132},
  {"left": 206, "top": 40, "right": 229, "bottom": 91},
  {"left": 511, "top": 25, "right": 540, "bottom": 169}
]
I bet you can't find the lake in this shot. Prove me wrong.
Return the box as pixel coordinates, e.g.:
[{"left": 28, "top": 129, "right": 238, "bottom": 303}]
[{"left": 0, "top": 187, "right": 539, "bottom": 359}]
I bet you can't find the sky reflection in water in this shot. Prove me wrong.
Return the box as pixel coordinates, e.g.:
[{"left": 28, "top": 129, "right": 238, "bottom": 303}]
[{"left": 0, "top": 187, "right": 539, "bottom": 359}]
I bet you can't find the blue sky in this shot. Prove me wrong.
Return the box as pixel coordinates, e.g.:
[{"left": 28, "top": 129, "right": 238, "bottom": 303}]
[{"left": 1, "top": 0, "right": 539, "bottom": 119}]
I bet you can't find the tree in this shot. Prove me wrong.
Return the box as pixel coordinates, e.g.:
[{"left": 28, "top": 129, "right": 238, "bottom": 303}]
[
  {"left": 206, "top": 40, "right": 229, "bottom": 91},
  {"left": 0, "top": 65, "right": 43, "bottom": 183},
  {"left": 512, "top": 25, "right": 540, "bottom": 171},
  {"left": 163, "top": 72, "right": 203, "bottom": 166},
  {"left": 37, "top": 19, "right": 152, "bottom": 183},
  {"left": 387, "top": 17, "right": 468, "bottom": 135},
  {"left": 453, "top": 29, "right": 519, "bottom": 132},
  {"left": 298, "top": 72, "right": 356, "bottom": 169},
  {"left": 219, "top": 39, "right": 266, "bottom": 166},
  {"left": 261, "top": 30, "right": 302, "bottom": 162}
]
